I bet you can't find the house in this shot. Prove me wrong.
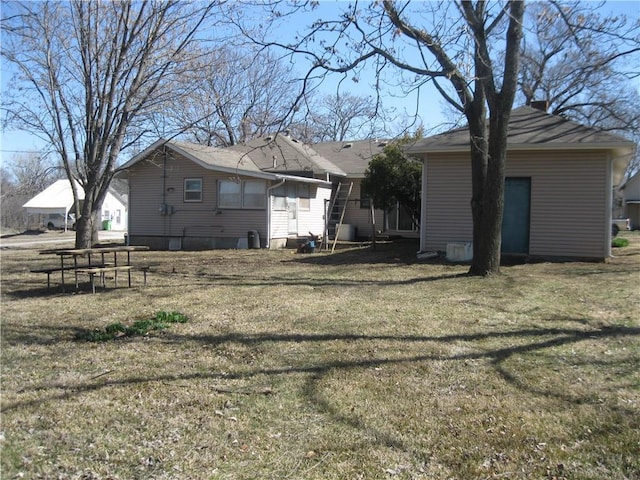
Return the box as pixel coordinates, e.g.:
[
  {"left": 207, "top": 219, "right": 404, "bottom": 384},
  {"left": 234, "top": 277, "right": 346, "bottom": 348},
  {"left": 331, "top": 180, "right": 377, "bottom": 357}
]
[
  {"left": 118, "top": 137, "right": 336, "bottom": 250},
  {"left": 313, "top": 140, "right": 419, "bottom": 239},
  {"left": 118, "top": 133, "right": 420, "bottom": 250},
  {"left": 620, "top": 171, "right": 640, "bottom": 230},
  {"left": 406, "top": 105, "right": 636, "bottom": 260},
  {"left": 23, "top": 179, "right": 128, "bottom": 232}
]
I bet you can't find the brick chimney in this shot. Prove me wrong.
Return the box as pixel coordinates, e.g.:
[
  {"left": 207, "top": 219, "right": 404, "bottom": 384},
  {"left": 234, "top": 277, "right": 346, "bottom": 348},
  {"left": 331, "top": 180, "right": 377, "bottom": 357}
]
[{"left": 530, "top": 100, "right": 549, "bottom": 112}]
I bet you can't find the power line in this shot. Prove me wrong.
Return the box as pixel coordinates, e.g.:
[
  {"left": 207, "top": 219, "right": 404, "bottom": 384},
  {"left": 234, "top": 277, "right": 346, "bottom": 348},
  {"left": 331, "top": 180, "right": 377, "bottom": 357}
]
[{"left": 0, "top": 149, "right": 47, "bottom": 154}]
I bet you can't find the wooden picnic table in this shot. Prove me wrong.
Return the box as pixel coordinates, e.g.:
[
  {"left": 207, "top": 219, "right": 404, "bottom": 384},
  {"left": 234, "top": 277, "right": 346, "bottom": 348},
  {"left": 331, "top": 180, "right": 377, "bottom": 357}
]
[{"left": 35, "top": 245, "right": 150, "bottom": 292}]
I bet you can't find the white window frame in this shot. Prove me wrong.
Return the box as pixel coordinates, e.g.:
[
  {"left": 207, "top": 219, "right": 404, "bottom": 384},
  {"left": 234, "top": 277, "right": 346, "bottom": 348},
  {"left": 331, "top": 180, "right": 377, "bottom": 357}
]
[
  {"left": 272, "top": 185, "right": 287, "bottom": 211},
  {"left": 243, "top": 180, "right": 267, "bottom": 209},
  {"left": 218, "top": 179, "right": 266, "bottom": 209},
  {"left": 298, "top": 184, "right": 311, "bottom": 210},
  {"left": 184, "top": 178, "right": 203, "bottom": 202}
]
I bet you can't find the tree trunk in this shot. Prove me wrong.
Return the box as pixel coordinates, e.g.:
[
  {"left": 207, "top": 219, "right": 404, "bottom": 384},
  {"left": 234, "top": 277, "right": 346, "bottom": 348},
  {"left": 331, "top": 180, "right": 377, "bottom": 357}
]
[
  {"left": 75, "top": 201, "right": 100, "bottom": 249},
  {"left": 469, "top": 107, "right": 511, "bottom": 276}
]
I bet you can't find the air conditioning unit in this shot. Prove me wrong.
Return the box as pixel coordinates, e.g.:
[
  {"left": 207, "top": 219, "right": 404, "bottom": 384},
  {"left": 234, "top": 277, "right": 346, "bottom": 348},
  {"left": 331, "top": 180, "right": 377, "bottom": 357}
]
[{"left": 446, "top": 242, "right": 473, "bottom": 262}]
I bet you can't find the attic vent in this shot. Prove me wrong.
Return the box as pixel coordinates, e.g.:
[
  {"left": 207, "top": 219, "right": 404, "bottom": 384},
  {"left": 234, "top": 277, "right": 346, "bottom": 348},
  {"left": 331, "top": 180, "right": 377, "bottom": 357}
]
[
  {"left": 291, "top": 138, "right": 299, "bottom": 143},
  {"left": 342, "top": 143, "right": 353, "bottom": 149},
  {"left": 377, "top": 141, "right": 388, "bottom": 147},
  {"left": 264, "top": 135, "right": 273, "bottom": 141}
]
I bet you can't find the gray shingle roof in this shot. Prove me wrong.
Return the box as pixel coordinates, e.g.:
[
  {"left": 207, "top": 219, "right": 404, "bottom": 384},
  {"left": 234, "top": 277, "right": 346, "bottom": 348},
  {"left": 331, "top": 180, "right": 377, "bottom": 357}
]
[
  {"left": 170, "top": 140, "right": 263, "bottom": 172},
  {"left": 313, "top": 140, "right": 389, "bottom": 177},
  {"left": 229, "top": 134, "right": 347, "bottom": 176},
  {"left": 406, "top": 106, "right": 636, "bottom": 153}
]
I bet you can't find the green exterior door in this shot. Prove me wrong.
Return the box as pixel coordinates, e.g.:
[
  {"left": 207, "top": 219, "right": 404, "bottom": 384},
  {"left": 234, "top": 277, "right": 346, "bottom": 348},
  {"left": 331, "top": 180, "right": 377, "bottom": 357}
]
[{"left": 502, "top": 177, "right": 531, "bottom": 254}]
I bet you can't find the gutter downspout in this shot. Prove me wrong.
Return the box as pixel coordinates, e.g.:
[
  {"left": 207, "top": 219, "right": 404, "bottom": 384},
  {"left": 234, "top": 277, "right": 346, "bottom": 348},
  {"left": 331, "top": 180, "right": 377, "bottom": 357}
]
[
  {"left": 266, "top": 178, "right": 286, "bottom": 249},
  {"left": 606, "top": 152, "right": 614, "bottom": 258},
  {"left": 419, "top": 154, "right": 428, "bottom": 253}
]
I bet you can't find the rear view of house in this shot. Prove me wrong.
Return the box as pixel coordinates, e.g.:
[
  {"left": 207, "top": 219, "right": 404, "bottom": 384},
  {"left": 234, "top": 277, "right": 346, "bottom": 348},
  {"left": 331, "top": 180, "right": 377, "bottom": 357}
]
[{"left": 118, "top": 138, "right": 333, "bottom": 250}]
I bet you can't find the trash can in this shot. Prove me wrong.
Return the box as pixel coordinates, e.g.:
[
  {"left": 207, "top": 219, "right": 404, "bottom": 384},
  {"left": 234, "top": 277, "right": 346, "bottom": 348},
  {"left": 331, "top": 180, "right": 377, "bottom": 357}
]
[
  {"left": 102, "top": 219, "right": 112, "bottom": 231},
  {"left": 247, "top": 230, "right": 260, "bottom": 249}
]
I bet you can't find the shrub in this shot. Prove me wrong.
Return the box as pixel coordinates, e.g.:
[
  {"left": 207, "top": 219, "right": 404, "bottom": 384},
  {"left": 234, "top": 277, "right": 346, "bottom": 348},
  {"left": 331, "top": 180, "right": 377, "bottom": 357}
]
[{"left": 612, "top": 237, "right": 629, "bottom": 248}]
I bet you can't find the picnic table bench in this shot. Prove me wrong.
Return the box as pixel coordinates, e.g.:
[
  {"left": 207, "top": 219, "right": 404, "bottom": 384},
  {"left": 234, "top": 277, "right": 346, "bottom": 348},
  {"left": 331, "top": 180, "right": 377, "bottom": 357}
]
[
  {"left": 76, "top": 265, "right": 150, "bottom": 294},
  {"left": 30, "top": 263, "right": 110, "bottom": 289},
  {"left": 33, "top": 245, "right": 150, "bottom": 292}
]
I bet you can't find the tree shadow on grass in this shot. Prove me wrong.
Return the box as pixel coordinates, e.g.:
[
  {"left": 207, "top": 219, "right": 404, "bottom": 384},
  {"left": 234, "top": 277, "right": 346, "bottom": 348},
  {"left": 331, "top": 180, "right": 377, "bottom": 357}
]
[
  {"left": 3, "top": 323, "right": 638, "bottom": 411},
  {"left": 3, "top": 319, "right": 638, "bottom": 476},
  {"left": 293, "top": 238, "right": 423, "bottom": 266},
  {"left": 5, "top": 269, "right": 471, "bottom": 299}
]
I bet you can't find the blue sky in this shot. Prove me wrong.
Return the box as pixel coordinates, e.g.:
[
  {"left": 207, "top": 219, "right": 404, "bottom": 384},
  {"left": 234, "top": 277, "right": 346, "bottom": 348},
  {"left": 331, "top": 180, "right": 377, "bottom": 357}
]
[{"left": 1, "top": 0, "right": 639, "bottom": 169}]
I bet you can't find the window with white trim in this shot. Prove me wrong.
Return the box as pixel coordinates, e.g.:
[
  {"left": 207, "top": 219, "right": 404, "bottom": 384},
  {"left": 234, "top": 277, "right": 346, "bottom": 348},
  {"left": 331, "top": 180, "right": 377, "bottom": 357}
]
[
  {"left": 272, "top": 185, "right": 286, "bottom": 210},
  {"left": 243, "top": 180, "right": 266, "bottom": 208},
  {"left": 184, "top": 178, "right": 203, "bottom": 202},
  {"left": 218, "top": 179, "right": 266, "bottom": 209},
  {"left": 298, "top": 183, "right": 310, "bottom": 210}
]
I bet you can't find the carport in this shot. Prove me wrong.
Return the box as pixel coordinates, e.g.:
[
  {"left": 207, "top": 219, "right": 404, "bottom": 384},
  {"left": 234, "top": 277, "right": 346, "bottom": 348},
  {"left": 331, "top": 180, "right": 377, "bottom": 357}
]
[{"left": 23, "top": 179, "right": 84, "bottom": 232}]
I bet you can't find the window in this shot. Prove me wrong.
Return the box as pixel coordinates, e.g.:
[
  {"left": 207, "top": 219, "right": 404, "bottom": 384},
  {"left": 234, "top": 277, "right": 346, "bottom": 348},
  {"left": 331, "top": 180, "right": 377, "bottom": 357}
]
[
  {"left": 386, "top": 203, "right": 418, "bottom": 232},
  {"left": 219, "top": 180, "right": 241, "bottom": 208},
  {"left": 360, "top": 184, "right": 372, "bottom": 209},
  {"left": 184, "top": 178, "right": 202, "bottom": 202},
  {"left": 272, "top": 185, "right": 286, "bottom": 210},
  {"left": 298, "top": 184, "right": 310, "bottom": 210},
  {"left": 219, "top": 179, "right": 266, "bottom": 209},
  {"left": 243, "top": 180, "right": 266, "bottom": 208}
]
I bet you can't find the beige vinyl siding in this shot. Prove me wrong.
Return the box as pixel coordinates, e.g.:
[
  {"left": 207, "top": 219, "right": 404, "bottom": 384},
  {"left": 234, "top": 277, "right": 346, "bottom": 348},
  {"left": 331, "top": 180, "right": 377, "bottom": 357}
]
[
  {"left": 343, "top": 180, "right": 384, "bottom": 237},
  {"left": 424, "top": 154, "right": 473, "bottom": 251},
  {"left": 424, "top": 150, "right": 610, "bottom": 258},
  {"left": 623, "top": 173, "right": 640, "bottom": 230},
  {"left": 511, "top": 151, "right": 608, "bottom": 258},
  {"left": 128, "top": 151, "right": 267, "bottom": 240}
]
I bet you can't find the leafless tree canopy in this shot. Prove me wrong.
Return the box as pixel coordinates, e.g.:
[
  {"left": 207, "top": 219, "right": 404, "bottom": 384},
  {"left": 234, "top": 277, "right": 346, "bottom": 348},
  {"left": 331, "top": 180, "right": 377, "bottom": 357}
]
[
  {"left": 0, "top": 153, "right": 62, "bottom": 230},
  {"left": 519, "top": 1, "right": 640, "bottom": 176},
  {"left": 1, "top": 0, "right": 219, "bottom": 247},
  {"left": 295, "top": 92, "right": 389, "bottom": 143},
  {"left": 169, "top": 47, "right": 305, "bottom": 147}
]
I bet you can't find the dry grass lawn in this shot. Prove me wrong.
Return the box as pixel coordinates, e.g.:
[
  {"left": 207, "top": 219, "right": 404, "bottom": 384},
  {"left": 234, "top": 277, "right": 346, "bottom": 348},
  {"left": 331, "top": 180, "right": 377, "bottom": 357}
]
[{"left": 1, "top": 234, "right": 639, "bottom": 479}]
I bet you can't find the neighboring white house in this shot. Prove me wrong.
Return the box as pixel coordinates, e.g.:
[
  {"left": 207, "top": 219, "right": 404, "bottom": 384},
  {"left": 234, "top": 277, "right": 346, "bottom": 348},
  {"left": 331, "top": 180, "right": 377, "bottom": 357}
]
[
  {"left": 621, "top": 171, "right": 640, "bottom": 230},
  {"left": 23, "top": 179, "right": 128, "bottom": 231}
]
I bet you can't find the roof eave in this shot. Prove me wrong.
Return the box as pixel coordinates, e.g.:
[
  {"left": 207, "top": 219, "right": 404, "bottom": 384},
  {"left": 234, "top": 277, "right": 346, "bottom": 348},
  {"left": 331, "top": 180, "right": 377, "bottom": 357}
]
[
  {"left": 118, "top": 140, "right": 279, "bottom": 180},
  {"left": 408, "top": 142, "right": 636, "bottom": 155},
  {"left": 275, "top": 174, "right": 332, "bottom": 186}
]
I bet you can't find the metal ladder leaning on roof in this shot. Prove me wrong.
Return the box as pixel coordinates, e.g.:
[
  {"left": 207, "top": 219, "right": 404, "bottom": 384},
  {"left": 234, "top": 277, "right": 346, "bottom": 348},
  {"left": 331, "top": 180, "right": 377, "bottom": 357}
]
[{"left": 325, "top": 182, "right": 353, "bottom": 253}]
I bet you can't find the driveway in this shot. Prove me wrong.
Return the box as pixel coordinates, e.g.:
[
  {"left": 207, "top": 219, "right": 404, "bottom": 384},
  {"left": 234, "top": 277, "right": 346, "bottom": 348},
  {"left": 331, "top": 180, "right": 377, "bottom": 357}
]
[{"left": 0, "top": 230, "right": 125, "bottom": 249}]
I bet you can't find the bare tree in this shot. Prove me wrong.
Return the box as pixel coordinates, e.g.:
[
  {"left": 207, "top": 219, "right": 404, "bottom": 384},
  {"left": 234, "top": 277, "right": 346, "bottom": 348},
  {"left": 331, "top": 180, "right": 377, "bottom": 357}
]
[
  {"left": 171, "top": 46, "right": 305, "bottom": 147},
  {"left": 0, "top": 152, "right": 61, "bottom": 230},
  {"left": 298, "top": 92, "right": 388, "bottom": 143},
  {"left": 1, "top": 0, "right": 219, "bottom": 247},
  {"left": 237, "top": 1, "right": 524, "bottom": 275},
  {"left": 519, "top": 1, "right": 640, "bottom": 178}
]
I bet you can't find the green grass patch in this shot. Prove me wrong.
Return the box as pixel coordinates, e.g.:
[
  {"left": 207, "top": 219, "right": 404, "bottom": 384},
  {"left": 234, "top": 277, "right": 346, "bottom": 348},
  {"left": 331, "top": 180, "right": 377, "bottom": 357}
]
[
  {"left": 612, "top": 237, "right": 629, "bottom": 247},
  {"left": 77, "top": 311, "right": 188, "bottom": 341}
]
